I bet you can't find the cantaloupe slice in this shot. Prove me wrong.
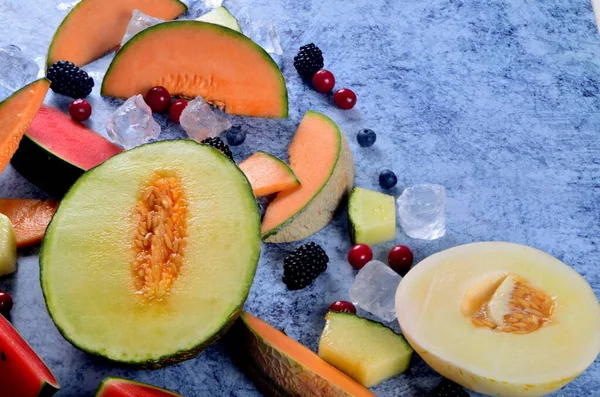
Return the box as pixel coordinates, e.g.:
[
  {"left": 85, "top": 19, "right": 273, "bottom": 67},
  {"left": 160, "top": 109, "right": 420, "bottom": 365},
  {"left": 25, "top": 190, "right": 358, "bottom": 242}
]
[
  {"left": 0, "top": 79, "right": 50, "bottom": 174},
  {"left": 239, "top": 151, "right": 299, "bottom": 197},
  {"left": 231, "top": 312, "right": 375, "bottom": 397},
  {"left": 395, "top": 242, "right": 600, "bottom": 397},
  {"left": 261, "top": 111, "right": 354, "bottom": 242},
  {"left": 101, "top": 21, "right": 288, "bottom": 118},
  {"left": 46, "top": 0, "right": 187, "bottom": 67},
  {"left": 0, "top": 199, "right": 58, "bottom": 248}
]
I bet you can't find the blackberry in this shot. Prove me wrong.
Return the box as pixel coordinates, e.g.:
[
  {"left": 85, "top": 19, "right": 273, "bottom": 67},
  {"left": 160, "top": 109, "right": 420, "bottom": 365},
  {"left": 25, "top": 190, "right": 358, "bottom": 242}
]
[
  {"left": 200, "top": 137, "right": 234, "bottom": 161},
  {"left": 293, "top": 43, "right": 324, "bottom": 79},
  {"left": 282, "top": 242, "right": 329, "bottom": 290},
  {"left": 46, "top": 60, "right": 94, "bottom": 98},
  {"left": 429, "top": 379, "right": 469, "bottom": 397}
]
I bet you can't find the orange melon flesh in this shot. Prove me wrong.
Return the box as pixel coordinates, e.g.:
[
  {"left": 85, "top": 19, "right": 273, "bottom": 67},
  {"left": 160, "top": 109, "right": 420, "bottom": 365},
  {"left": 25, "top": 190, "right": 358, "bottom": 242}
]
[
  {"left": 0, "top": 79, "right": 50, "bottom": 174},
  {"left": 239, "top": 151, "right": 299, "bottom": 197},
  {"left": 46, "top": 0, "right": 187, "bottom": 67},
  {"left": 101, "top": 21, "right": 288, "bottom": 118},
  {"left": 0, "top": 199, "right": 58, "bottom": 248}
]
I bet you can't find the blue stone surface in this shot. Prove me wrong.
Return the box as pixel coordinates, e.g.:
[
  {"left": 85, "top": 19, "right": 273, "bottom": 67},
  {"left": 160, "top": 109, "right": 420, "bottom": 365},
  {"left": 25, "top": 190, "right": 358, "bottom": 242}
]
[{"left": 1, "top": 0, "right": 599, "bottom": 395}]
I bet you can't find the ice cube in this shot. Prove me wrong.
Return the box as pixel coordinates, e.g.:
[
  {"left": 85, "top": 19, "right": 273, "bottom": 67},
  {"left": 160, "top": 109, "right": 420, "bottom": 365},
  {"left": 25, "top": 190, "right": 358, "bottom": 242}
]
[
  {"left": 105, "top": 95, "right": 161, "bottom": 149},
  {"left": 349, "top": 260, "right": 402, "bottom": 323},
  {"left": 121, "top": 10, "right": 165, "bottom": 46},
  {"left": 186, "top": 0, "right": 223, "bottom": 18},
  {"left": 397, "top": 184, "right": 446, "bottom": 240},
  {"left": 246, "top": 20, "right": 283, "bottom": 56},
  {"left": 179, "top": 97, "right": 231, "bottom": 142},
  {"left": 0, "top": 46, "right": 40, "bottom": 101}
]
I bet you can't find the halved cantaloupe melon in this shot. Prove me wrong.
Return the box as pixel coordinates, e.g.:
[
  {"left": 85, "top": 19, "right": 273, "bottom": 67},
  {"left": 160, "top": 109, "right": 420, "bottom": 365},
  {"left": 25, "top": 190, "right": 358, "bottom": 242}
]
[
  {"left": 0, "top": 199, "right": 58, "bottom": 248},
  {"left": 261, "top": 111, "right": 354, "bottom": 242},
  {"left": 231, "top": 312, "right": 375, "bottom": 397},
  {"left": 0, "top": 79, "right": 50, "bottom": 174},
  {"left": 101, "top": 21, "right": 288, "bottom": 118},
  {"left": 46, "top": 0, "right": 187, "bottom": 67},
  {"left": 395, "top": 242, "right": 600, "bottom": 397},
  {"left": 239, "top": 151, "right": 299, "bottom": 197}
]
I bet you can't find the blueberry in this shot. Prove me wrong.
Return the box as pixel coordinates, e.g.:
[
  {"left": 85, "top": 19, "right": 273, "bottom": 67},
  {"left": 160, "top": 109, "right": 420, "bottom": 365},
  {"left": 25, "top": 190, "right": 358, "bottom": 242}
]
[
  {"left": 356, "top": 129, "right": 376, "bottom": 147},
  {"left": 225, "top": 126, "right": 246, "bottom": 146},
  {"left": 379, "top": 169, "right": 397, "bottom": 189}
]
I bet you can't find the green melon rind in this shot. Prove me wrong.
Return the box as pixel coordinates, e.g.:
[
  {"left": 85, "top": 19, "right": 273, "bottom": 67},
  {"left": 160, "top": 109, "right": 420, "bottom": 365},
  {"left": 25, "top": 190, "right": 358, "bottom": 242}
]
[
  {"left": 39, "top": 140, "right": 261, "bottom": 368},
  {"left": 100, "top": 20, "right": 288, "bottom": 119},
  {"left": 254, "top": 151, "right": 300, "bottom": 186},
  {"left": 45, "top": 0, "right": 188, "bottom": 69},
  {"left": 262, "top": 111, "right": 354, "bottom": 243},
  {"left": 196, "top": 6, "right": 242, "bottom": 33},
  {"left": 95, "top": 377, "right": 184, "bottom": 397}
]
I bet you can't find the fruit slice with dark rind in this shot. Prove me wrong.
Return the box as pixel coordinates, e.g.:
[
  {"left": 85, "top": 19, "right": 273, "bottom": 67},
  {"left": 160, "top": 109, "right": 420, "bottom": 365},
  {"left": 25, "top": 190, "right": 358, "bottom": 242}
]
[
  {"left": 11, "top": 105, "right": 123, "bottom": 197},
  {"left": 95, "top": 377, "right": 183, "bottom": 397},
  {"left": 239, "top": 151, "right": 300, "bottom": 197},
  {"left": 40, "top": 140, "right": 261, "bottom": 367},
  {"left": 0, "top": 199, "right": 58, "bottom": 248},
  {"left": 101, "top": 21, "right": 288, "bottom": 118},
  {"left": 230, "top": 312, "right": 375, "bottom": 397},
  {"left": 46, "top": 0, "right": 187, "bottom": 68},
  {"left": 0, "top": 315, "right": 60, "bottom": 397},
  {"left": 0, "top": 78, "right": 50, "bottom": 174}
]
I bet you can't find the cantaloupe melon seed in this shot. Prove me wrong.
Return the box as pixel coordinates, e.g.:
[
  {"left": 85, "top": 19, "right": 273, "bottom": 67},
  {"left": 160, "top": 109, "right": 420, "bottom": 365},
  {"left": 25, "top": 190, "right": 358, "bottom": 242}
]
[{"left": 132, "top": 172, "right": 187, "bottom": 300}]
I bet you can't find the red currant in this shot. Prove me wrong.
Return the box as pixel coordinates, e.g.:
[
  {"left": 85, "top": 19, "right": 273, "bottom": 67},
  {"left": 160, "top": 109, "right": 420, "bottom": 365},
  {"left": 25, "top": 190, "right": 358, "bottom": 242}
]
[
  {"left": 312, "top": 69, "right": 335, "bottom": 93},
  {"left": 169, "top": 99, "right": 188, "bottom": 124},
  {"left": 68, "top": 99, "right": 92, "bottom": 122},
  {"left": 0, "top": 292, "right": 13, "bottom": 316},
  {"left": 144, "top": 86, "right": 171, "bottom": 113},
  {"left": 329, "top": 300, "right": 357, "bottom": 314},
  {"left": 347, "top": 244, "right": 373, "bottom": 270},
  {"left": 388, "top": 245, "right": 414, "bottom": 276},
  {"left": 333, "top": 88, "right": 357, "bottom": 110}
]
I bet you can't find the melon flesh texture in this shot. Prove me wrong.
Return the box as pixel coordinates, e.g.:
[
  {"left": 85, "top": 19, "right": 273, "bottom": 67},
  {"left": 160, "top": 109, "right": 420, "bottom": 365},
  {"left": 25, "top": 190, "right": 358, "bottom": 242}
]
[
  {"left": 261, "top": 111, "right": 354, "bottom": 242},
  {"left": 46, "top": 0, "right": 187, "bottom": 67},
  {"left": 0, "top": 78, "right": 49, "bottom": 174},
  {"left": 348, "top": 187, "right": 396, "bottom": 246},
  {"left": 0, "top": 199, "right": 58, "bottom": 248},
  {"left": 395, "top": 242, "right": 600, "bottom": 397},
  {"left": 0, "top": 315, "right": 59, "bottom": 396},
  {"left": 0, "top": 213, "right": 17, "bottom": 277},
  {"left": 40, "top": 141, "right": 261, "bottom": 367},
  {"left": 101, "top": 21, "right": 288, "bottom": 118},
  {"left": 239, "top": 151, "right": 299, "bottom": 197},
  {"left": 96, "top": 377, "right": 183, "bottom": 397}
]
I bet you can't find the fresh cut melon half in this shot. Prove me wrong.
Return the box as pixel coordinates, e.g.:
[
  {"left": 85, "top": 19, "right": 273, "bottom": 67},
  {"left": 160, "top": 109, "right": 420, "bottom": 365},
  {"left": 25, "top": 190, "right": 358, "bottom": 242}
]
[
  {"left": 395, "top": 242, "right": 600, "bottom": 397},
  {"left": 261, "top": 111, "right": 354, "bottom": 242},
  {"left": 239, "top": 151, "right": 299, "bottom": 197}
]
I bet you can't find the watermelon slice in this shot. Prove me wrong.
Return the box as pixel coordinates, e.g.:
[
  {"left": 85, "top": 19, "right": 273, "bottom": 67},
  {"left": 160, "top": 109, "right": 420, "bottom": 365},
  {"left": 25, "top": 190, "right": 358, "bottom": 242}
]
[
  {"left": 95, "top": 377, "right": 183, "bottom": 397},
  {"left": 10, "top": 105, "right": 123, "bottom": 197},
  {"left": 0, "top": 315, "right": 59, "bottom": 397}
]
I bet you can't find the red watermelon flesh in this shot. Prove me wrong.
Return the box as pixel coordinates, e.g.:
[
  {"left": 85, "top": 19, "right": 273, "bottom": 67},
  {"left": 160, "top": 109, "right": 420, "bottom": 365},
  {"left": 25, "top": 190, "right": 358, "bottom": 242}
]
[{"left": 96, "top": 378, "right": 183, "bottom": 397}]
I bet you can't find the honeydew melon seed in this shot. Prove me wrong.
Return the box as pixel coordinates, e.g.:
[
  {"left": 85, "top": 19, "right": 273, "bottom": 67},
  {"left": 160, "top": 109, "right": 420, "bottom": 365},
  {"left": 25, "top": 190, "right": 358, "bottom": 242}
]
[
  {"left": 348, "top": 187, "right": 396, "bottom": 246},
  {"left": 196, "top": 6, "right": 242, "bottom": 33},
  {"left": 0, "top": 213, "right": 17, "bottom": 277}
]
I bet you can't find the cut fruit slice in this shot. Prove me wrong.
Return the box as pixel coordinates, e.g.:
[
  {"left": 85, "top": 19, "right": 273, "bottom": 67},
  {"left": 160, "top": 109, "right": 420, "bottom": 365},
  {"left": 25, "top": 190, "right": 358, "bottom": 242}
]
[
  {"left": 230, "top": 312, "right": 376, "bottom": 397},
  {"left": 11, "top": 105, "right": 123, "bottom": 197},
  {"left": 239, "top": 151, "right": 299, "bottom": 197},
  {"left": 0, "top": 79, "right": 50, "bottom": 174},
  {"left": 196, "top": 6, "right": 242, "bottom": 33},
  {"left": 46, "top": 0, "right": 187, "bottom": 67},
  {"left": 101, "top": 21, "right": 288, "bottom": 118},
  {"left": 348, "top": 187, "right": 396, "bottom": 246},
  {"left": 261, "top": 111, "right": 354, "bottom": 242},
  {"left": 0, "top": 315, "right": 60, "bottom": 396},
  {"left": 95, "top": 377, "right": 183, "bottom": 397},
  {"left": 40, "top": 140, "right": 261, "bottom": 367},
  {"left": 318, "top": 311, "right": 413, "bottom": 387},
  {"left": 395, "top": 242, "right": 600, "bottom": 397},
  {"left": 0, "top": 199, "right": 58, "bottom": 248},
  {"left": 0, "top": 213, "right": 17, "bottom": 277}
]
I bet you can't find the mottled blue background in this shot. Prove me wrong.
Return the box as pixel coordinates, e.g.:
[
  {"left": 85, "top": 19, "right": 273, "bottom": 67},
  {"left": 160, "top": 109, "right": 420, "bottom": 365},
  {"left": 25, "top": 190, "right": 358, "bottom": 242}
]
[{"left": 0, "top": 0, "right": 599, "bottom": 395}]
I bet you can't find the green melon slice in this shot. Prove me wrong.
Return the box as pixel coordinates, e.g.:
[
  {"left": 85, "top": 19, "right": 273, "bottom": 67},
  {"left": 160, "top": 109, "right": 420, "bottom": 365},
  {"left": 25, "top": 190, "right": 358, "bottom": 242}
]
[
  {"left": 40, "top": 140, "right": 261, "bottom": 367},
  {"left": 0, "top": 213, "right": 17, "bottom": 277},
  {"left": 196, "top": 6, "right": 242, "bottom": 33},
  {"left": 348, "top": 187, "right": 396, "bottom": 246},
  {"left": 101, "top": 21, "right": 288, "bottom": 118}
]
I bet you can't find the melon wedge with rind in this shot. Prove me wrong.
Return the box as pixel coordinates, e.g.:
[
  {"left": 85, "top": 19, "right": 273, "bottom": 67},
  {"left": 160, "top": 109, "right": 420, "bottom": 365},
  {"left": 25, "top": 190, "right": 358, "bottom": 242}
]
[
  {"left": 46, "top": 0, "right": 187, "bottom": 68},
  {"left": 348, "top": 186, "right": 396, "bottom": 246},
  {"left": 95, "top": 377, "right": 183, "bottom": 397},
  {"left": 239, "top": 151, "right": 299, "bottom": 197},
  {"left": 0, "top": 213, "right": 17, "bottom": 277},
  {"left": 261, "top": 111, "right": 354, "bottom": 242},
  {"left": 196, "top": 6, "right": 242, "bottom": 33},
  {"left": 101, "top": 21, "right": 288, "bottom": 118},
  {"left": 395, "top": 241, "right": 600, "bottom": 397}
]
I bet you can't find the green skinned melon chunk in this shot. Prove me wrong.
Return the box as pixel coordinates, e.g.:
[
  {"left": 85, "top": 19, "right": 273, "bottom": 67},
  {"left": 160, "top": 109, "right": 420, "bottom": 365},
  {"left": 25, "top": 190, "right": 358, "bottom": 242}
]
[
  {"left": 348, "top": 187, "right": 396, "bottom": 246},
  {"left": 196, "top": 6, "right": 242, "bottom": 33}
]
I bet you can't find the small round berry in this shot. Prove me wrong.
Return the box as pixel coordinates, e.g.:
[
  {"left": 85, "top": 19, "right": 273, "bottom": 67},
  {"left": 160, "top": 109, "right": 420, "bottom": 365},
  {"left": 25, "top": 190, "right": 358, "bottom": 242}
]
[
  {"left": 68, "top": 99, "right": 92, "bottom": 122},
  {"left": 144, "top": 86, "right": 171, "bottom": 113},
  {"left": 226, "top": 126, "right": 246, "bottom": 146},
  {"left": 379, "top": 169, "right": 397, "bottom": 189},
  {"left": 312, "top": 70, "right": 335, "bottom": 93},
  {"left": 329, "top": 300, "right": 357, "bottom": 314},
  {"left": 388, "top": 245, "right": 414, "bottom": 276},
  {"left": 356, "top": 129, "right": 376, "bottom": 147},
  {"left": 169, "top": 99, "right": 188, "bottom": 124},
  {"left": 0, "top": 292, "right": 13, "bottom": 316},
  {"left": 347, "top": 244, "right": 373, "bottom": 270},
  {"left": 333, "top": 88, "right": 357, "bottom": 110}
]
